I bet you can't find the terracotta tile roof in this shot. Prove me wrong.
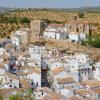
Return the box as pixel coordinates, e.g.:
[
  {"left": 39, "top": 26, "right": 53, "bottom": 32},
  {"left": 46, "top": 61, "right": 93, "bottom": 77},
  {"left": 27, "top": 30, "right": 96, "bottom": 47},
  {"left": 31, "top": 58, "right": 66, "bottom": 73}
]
[
  {"left": 0, "top": 88, "right": 15, "bottom": 96},
  {"left": 70, "top": 32, "right": 80, "bottom": 35},
  {"left": 64, "top": 86, "right": 72, "bottom": 90},
  {"left": 18, "top": 28, "right": 31, "bottom": 32},
  {"left": 27, "top": 67, "right": 41, "bottom": 74},
  {"left": 20, "top": 79, "right": 30, "bottom": 89},
  {"left": 17, "top": 67, "right": 41, "bottom": 76},
  {"left": 0, "top": 38, "right": 6, "bottom": 43},
  {"left": 42, "top": 92, "right": 60, "bottom": 100},
  {"left": 66, "top": 18, "right": 89, "bottom": 24},
  {"left": 20, "top": 66, "right": 34, "bottom": 70},
  {"left": 6, "top": 72, "right": 19, "bottom": 80},
  {"left": 57, "top": 77, "right": 75, "bottom": 84},
  {"left": 2, "top": 60, "right": 9, "bottom": 65},
  {"left": 5, "top": 43, "right": 14, "bottom": 49},
  {"left": 48, "top": 23, "right": 64, "bottom": 28},
  {"left": 91, "top": 89, "right": 100, "bottom": 94},
  {"left": 69, "top": 96, "right": 81, "bottom": 100},
  {"left": 82, "top": 80, "right": 100, "bottom": 88},
  {"left": 74, "top": 89, "right": 91, "bottom": 95},
  {"left": 0, "top": 88, "right": 24, "bottom": 96},
  {"left": 51, "top": 67, "right": 65, "bottom": 75},
  {"left": 0, "top": 63, "right": 4, "bottom": 68},
  {"left": 35, "top": 87, "right": 61, "bottom": 100}
]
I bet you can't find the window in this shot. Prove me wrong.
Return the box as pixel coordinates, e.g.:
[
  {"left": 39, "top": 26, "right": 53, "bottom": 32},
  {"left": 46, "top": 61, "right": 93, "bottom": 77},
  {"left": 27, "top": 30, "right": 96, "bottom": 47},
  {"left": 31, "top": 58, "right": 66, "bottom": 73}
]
[
  {"left": 78, "top": 73, "right": 80, "bottom": 76},
  {"left": 80, "top": 26, "right": 82, "bottom": 29},
  {"left": 69, "top": 25, "right": 72, "bottom": 29},
  {"left": 77, "top": 27, "right": 79, "bottom": 32},
  {"left": 55, "top": 34, "right": 57, "bottom": 39},
  {"left": 88, "top": 71, "right": 89, "bottom": 74},
  {"left": 31, "top": 82, "right": 34, "bottom": 85},
  {"left": 36, "top": 82, "right": 39, "bottom": 87},
  {"left": 85, "top": 72, "right": 86, "bottom": 75},
  {"left": 9, "top": 85, "right": 12, "bottom": 87}
]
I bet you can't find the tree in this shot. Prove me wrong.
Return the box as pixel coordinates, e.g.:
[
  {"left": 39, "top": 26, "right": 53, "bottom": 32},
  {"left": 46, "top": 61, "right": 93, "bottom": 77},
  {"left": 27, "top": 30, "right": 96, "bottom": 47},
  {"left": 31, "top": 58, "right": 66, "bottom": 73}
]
[
  {"left": 78, "top": 12, "right": 84, "bottom": 18},
  {"left": 24, "top": 88, "right": 34, "bottom": 100},
  {"left": 87, "top": 36, "right": 100, "bottom": 48},
  {"left": 20, "top": 17, "right": 30, "bottom": 24},
  {"left": 81, "top": 40, "right": 87, "bottom": 45},
  {"left": 0, "top": 95, "right": 4, "bottom": 100},
  {"left": 80, "top": 36, "right": 100, "bottom": 48},
  {"left": 9, "top": 94, "right": 22, "bottom": 100}
]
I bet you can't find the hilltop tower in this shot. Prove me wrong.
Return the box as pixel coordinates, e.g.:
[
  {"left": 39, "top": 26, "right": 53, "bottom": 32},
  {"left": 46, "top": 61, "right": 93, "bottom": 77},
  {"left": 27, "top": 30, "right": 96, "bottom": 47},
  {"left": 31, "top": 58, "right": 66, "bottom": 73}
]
[{"left": 31, "top": 20, "right": 46, "bottom": 38}]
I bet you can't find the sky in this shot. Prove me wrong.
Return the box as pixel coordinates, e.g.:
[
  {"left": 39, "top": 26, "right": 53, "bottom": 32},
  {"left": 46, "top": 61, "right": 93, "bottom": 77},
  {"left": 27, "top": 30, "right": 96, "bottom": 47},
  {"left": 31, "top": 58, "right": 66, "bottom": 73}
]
[{"left": 0, "top": 0, "right": 100, "bottom": 8}]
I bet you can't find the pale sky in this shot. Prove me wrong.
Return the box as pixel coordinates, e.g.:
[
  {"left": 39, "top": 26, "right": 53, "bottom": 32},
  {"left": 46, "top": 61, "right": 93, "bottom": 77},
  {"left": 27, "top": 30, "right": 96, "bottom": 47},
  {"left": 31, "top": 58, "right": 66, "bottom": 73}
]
[{"left": 0, "top": 0, "right": 100, "bottom": 8}]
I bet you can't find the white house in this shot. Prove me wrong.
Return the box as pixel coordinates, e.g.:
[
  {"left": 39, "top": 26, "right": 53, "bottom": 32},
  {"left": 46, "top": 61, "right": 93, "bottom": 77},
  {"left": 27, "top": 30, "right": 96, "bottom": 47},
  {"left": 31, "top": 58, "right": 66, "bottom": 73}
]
[
  {"left": 2, "top": 60, "right": 10, "bottom": 71},
  {"left": 60, "top": 88, "right": 73, "bottom": 98},
  {"left": 0, "top": 72, "right": 19, "bottom": 88},
  {"left": 79, "top": 32, "right": 86, "bottom": 40},
  {"left": 11, "top": 28, "right": 31, "bottom": 46},
  {"left": 64, "top": 53, "right": 93, "bottom": 82},
  {"left": 29, "top": 45, "right": 46, "bottom": 65},
  {"left": 48, "top": 66, "right": 76, "bottom": 93},
  {"left": 6, "top": 72, "right": 19, "bottom": 88},
  {"left": 94, "top": 62, "right": 100, "bottom": 81},
  {"left": 50, "top": 61, "right": 64, "bottom": 70},
  {"left": 0, "top": 48, "right": 6, "bottom": 56},
  {"left": 43, "top": 24, "right": 67, "bottom": 40},
  {"left": 68, "top": 32, "right": 79, "bottom": 42},
  {"left": 29, "top": 45, "right": 46, "bottom": 56},
  {"left": 0, "top": 64, "right": 6, "bottom": 83},
  {"left": 68, "top": 32, "right": 86, "bottom": 42},
  {"left": 11, "top": 35, "right": 21, "bottom": 46},
  {"left": 17, "top": 67, "right": 41, "bottom": 87}
]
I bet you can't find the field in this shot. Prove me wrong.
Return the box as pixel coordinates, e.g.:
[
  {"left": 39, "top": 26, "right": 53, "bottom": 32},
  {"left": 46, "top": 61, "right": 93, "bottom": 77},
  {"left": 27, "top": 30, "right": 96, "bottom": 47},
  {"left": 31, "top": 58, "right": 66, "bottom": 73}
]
[{"left": 0, "top": 8, "right": 100, "bottom": 38}]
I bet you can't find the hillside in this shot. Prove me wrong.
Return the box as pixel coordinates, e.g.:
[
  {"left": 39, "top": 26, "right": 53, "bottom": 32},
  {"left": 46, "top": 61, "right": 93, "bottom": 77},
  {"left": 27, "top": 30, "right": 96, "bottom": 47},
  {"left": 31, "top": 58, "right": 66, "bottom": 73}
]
[{"left": 0, "top": 7, "right": 100, "bottom": 38}]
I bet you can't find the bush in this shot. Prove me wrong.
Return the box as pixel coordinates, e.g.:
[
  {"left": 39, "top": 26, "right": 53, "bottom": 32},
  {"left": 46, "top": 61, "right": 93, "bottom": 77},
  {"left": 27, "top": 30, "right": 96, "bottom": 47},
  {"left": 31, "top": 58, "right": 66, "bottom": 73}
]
[
  {"left": 9, "top": 94, "right": 22, "bottom": 100},
  {"left": 81, "top": 40, "right": 87, "bottom": 45},
  {"left": 78, "top": 12, "right": 84, "bottom": 18},
  {"left": 87, "top": 36, "right": 100, "bottom": 48}
]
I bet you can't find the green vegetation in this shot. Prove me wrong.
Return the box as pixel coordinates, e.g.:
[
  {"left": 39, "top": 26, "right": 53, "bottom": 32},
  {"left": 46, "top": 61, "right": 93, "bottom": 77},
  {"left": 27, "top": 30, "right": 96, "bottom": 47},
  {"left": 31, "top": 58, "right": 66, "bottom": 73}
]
[
  {"left": 88, "top": 36, "right": 100, "bottom": 48},
  {"left": 9, "top": 94, "right": 22, "bottom": 100},
  {"left": 0, "top": 15, "right": 30, "bottom": 24},
  {"left": 0, "top": 95, "right": 4, "bottom": 100},
  {"left": 81, "top": 36, "right": 100, "bottom": 48},
  {"left": 78, "top": 12, "right": 84, "bottom": 18},
  {"left": 8, "top": 89, "right": 34, "bottom": 100},
  {"left": 0, "top": 8, "right": 100, "bottom": 38}
]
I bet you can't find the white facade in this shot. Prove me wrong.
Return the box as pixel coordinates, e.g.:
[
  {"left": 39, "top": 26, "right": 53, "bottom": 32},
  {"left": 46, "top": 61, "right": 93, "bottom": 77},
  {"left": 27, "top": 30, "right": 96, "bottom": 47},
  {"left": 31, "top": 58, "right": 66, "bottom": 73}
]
[
  {"left": 29, "top": 45, "right": 45, "bottom": 56},
  {"left": 27, "top": 72, "right": 41, "bottom": 87},
  {"left": 80, "top": 32, "right": 86, "bottom": 40},
  {"left": 94, "top": 62, "right": 100, "bottom": 81},
  {"left": 43, "top": 27, "right": 67, "bottom": 40},
  {"left": 0, "top": 68, "right": 6, "bottom": 76},
  {"left": 60, "top": 89, "right": 73, "bottom": 98},
  {"left": 66, "top": 53, "right": 93, "bottom": 82},
  {"left": 50, "top": 62, "right": 64, "bottom": 70},
  {"left": 68, "top": 32, "right": 86, "bottom": 42},
  {"left": 30, "top": 54, "right": 41, "bottom": 61},
  {"left": 12, "top": 36, "right": 21, "bottom": 46},
  {"left": 11, "top": 28, "right": 30, "bottom": 46},
  {"left": 68, "top": 32, "right": 79, "bottom": 42}
]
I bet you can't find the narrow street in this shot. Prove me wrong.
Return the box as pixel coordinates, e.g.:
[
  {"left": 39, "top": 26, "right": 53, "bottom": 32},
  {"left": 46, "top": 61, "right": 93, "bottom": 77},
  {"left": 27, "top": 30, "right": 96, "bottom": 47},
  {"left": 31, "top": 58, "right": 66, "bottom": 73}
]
[{"left": 41, "top": 69, "right": 50, "bottom": 87}]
